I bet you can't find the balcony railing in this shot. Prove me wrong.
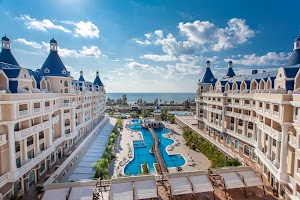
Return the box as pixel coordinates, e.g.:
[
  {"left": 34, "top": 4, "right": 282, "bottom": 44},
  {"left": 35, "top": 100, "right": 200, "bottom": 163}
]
[
  {"left": 19, "top": 110, "right": 28, "bottom": 117},
  {"left": 15, "top": 120, "right": 52, "bottom": 141},
  {"left": 288, "top": 135, "right": 296, "bottom": 148},
  {"left": 44, "top": 106, "right": 50, "bottom": 111},
  {"left": 265, "top": 108, "right": 270, "bottom": 113},
  {"left": 34, "top": 108, "right": 41, "bottom": 113},
  {"left": 297, "top": 191, "right": 300, "bottom": 199},
  {"left": 273, "top": 111, "right": 279, "bottom": 117},
  {"left": 0, "top": 134, "right": 7, "bottom": 146},
  {"left": 288, "top": 175, "right": 294, "bottom": 190},
  {"left": 0, "top": 173, "right": 8, "bottom": 188},
  {"left": 257, "top": 122, "right": 281, "bottom": 141},
  {"left": 255, "top": 149, "right": 279, "bottom": 179},
  {"left": 294, "top": 115, "right": 298, "bottom": 121}
]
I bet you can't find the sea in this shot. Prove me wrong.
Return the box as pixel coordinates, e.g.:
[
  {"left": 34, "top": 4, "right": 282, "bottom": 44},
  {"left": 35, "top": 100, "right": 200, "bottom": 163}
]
[{"left": 107, "top": 93, "right": 196, "bottom": 103}]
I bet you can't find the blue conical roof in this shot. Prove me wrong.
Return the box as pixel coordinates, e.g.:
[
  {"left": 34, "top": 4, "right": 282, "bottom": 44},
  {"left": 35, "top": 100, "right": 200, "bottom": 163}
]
[
  {"left": 224, "top": 68, "right": 235, "bottom": 78},
  {"left": 93, "top": 72, "right": 104, "bottom": 86},
  {"left": 39, "top": 42, "right": 69, "bottom": 77},
  {"left": 0, "top": 49, "right": 20, "bottom": 67},
  {"left": 200, "top": 67, "right": 216, "bottom": 84},
  {"left": 285, "top": 49, "right": 300, "bottom": 68},
  {"left": 78, "top": 71, "right": 85, "bottom": 81}
]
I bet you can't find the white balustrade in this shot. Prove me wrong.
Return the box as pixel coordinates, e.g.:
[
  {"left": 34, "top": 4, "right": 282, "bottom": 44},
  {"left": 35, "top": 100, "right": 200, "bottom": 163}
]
[{"left": 18, "top": 110, "right": 28, "bottom": 117}]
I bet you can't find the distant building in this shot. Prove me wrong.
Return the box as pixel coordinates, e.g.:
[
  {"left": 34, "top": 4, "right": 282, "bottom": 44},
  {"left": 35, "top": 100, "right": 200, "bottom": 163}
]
[
  {"left": 192, "top": 33, "right": 300, "bottom": 199},
  {"left": 0, "top": 36, "right": 106, "bottom": 199}
]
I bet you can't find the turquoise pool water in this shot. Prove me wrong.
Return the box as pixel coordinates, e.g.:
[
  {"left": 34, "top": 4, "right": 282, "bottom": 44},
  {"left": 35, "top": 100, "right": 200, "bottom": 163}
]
[
  {"left": 168, "top": 111, "right": 191, "bottom": 116},
  {"left": 131, "top": 119, "right": 142, "bottom": 124},
  {"left": 124, "top": 124, "right": 185, "bottom": 175}
]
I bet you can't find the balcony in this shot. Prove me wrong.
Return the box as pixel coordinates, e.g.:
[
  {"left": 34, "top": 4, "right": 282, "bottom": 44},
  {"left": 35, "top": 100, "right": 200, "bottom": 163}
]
[
  {"left": 15, "top": 120, "right": 51, "bottom": 141},
  {"left": 60, "top": 102, "right": 76, "bottom": 107},
  {"left": 273, "top": 111, "right": 279, "bottom": 117},
  {"left": 51, "top": 115, "right": 59, "bottom": 124},
  {"left": 0, "top": 173, "right": 8, "bottom": 188},
  {"left": 297, "top": 191, "right": 300, "bottom": 199},
  {"left": 294, "top": 115, "right": 298, "bottom": 121},
  {"left": 288, "top": 135, "right": 296, "bottom": 148},
  {"left": 265, "top": 108, "right": 270, "bottom": 113},
  {"left": 226, "top": 129, "right": 257, "bottom": 146},
  {"left": 0, "top": 134, "right": 7, "bottom": 146},
  {"left": 18, "top": 110, "right": 28, "bottom": 117},
  {"left": 255, "top": 149, "right": 279, "bottom": 179},
  {"left": 34, "top": 108, "right": 41, "bottom": 113},
  {"left": 257, "top": 122, "right": 282, "bottom": 141},
  {"left": 44, "top": 106, "right": 51, "bottom": 111},
  {"left": 288, "top": 175, "right": 295, "bottom": 190},
  {"left": 65, "top": 131, "right": 79, "bottom": 140}
]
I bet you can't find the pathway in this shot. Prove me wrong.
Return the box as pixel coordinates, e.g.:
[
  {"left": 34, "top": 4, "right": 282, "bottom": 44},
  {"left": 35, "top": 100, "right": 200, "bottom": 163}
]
[{"left": 61, "top": 118, "right": 117, "bottom": 182}]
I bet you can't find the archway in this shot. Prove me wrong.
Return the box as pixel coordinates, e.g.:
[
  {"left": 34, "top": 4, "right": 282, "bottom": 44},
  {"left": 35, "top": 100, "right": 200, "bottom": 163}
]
[
  {"left": 234, "top": 140, "right": 239, "bottom": 150},
  {"left": 244, "top": 145, "right": 250, "bottom": 157},
  {"left": 28, "top": 170, "right": 35, "bottom": 187}
]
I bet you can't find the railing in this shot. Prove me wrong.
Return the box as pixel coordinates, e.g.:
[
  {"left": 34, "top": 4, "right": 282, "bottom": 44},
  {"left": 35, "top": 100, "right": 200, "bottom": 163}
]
[
  {"left": 297, "top": 168, "right": 300, "bottom": 174},
  {"left": 60, "top": 103, "right": 75, "bottom": 107},
  {"left": 0, "top": 173, "right": 8, "bottom": 188},
  {"left": 45, "top": 106, "right": 51, "bottom": 111},
  {"left": 257, "top": 122, "right": 281, "bottom": 141},
  {"left": 288, "top": 135, "right": 296, "bottom": 148},
  {"left": 19, "top": 110, "right": 28, "bottom": 117},
  {"left": 15, "top": 120, "right": 51, "bottom": 141},
  {"left": 226, "top": 129, "right": 257, "bottom": 146},
  {"left": 255, "top": 149, "right": 279, "bottom": 179},
  {"left": 273, "top": 111, "right": 279, "bottom": 117},
  {"left": 265, "top": 108, "right": 270, "bottom": 113},
  {"left": 43, "top": 117, "right": 108, "bottom": 186},
  {"left": 296, "top": 191, "right": 300, "bottom": 199},
  {"left": 34, "top": 108, "right": 41, "bottom": 113},
  {"left": 294, "top": 115, "right": 298, "bottom": 121},
  {"left": 288, "top": 175, "right": 295, "bottom": 190},
  {"left": 0, "top": 134, "right": 7, "bottom": 146},
  {"left": 65, "top": 131, "right": 79, "bottom": 140}
]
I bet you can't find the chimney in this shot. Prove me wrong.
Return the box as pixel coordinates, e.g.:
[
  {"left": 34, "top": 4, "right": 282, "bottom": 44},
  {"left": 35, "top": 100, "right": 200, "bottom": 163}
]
[{"left": 252, "top": 70, "right": 258, "bottom": 74}]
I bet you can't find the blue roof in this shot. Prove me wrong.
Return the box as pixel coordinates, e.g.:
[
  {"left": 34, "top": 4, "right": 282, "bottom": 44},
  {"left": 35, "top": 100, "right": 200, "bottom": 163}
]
[
  {"left": 286, "top": 80, "right": 294, "bottom": 91},
  {"left": 2, "top": 36, "right": 9, "bottom": 41},
  {"left": 0, "top": 49, "right": 20, "bottom": 67},
  {"left": 285, "top": 49, "right": 300, "bottom": 68},
  {"left": 199, "top": 67, "right": 217, "bottom": 84},
  {"left": 224, "top": 70, "right": 278, "bottom": 83},
  {"left": 50, "top": 38, "right": 57, "bottom": 44},
  {"left": 78, "top": 71, "right": 85, "bottom": 81},
  {"left": 283, "top": 65, "right": 300, "bottom": 78},
  {"left": 27, "top": 69, "right": 41, "bottom": 88},
  {"left": 39, "top": 51, "right": 69, "bottom": 77},
  {"left": 224, "top": 67, "right": 235, "bottom": 78},
  {"left": 93, "top": 74, "right": 104, "bottom": 86},
  {"left": 2, "top": 68, "right": 21, "bottom": 78},
  {"left": 9, "top": 80, "right": 18, "bottom": 93}
]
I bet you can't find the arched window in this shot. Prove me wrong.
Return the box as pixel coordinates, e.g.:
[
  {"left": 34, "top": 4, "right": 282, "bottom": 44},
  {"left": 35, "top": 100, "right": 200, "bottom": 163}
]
[
  {"left": 226, "top": 135, "right": 231, "bottom": 146},
  {"left": 24, "top": 74, "right": 27, "bottom": 78},
  {"left": 244, "top": 145, "right": 250, "bottom": 157},
  {"left": 234, "top": 140, "right": 239, "bottom": 150},
  {"left": 64, "top": 80, "right": 68, "bottom": 87}
]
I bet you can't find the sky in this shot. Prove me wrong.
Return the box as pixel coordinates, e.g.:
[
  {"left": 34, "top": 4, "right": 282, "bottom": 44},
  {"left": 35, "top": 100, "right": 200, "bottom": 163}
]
[{"left": 0, "top": 0, "right": 299, "bottom": 93}]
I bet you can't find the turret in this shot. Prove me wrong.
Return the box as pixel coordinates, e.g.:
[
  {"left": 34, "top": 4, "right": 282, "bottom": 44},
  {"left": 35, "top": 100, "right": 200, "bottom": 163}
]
[{"left": 224, "top": 60, "right": 235, "bottom": 78}]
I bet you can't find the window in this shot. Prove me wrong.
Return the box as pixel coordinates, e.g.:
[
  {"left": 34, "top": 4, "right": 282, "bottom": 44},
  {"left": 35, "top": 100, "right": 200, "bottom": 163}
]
[
  {"left": 44, "top": 68, "right": 50, "bottom": 73},
  {"left": 15, "top": 142, "right": 20, "bottom": 152},
  {"left": 272, "top": 139, "right": 276, "bottom": 147},
  {"left": 62, "top": 69, "right": 66, "bottom": 74},
  {"left": 234, "top": 140, "right": 239, "bottom": 150},
  {"left": 27, "top": 137, "right": 34, "bottom": 146},
  {"left": 28, "top": 149, "right": 34, "bottom": 159},
  {"left": 16, "top": 157, "right": 21, "bottom": 168},
  {"left": 60, "top": 80, "right": 63, "bottom": 83},
  {"left": 248, "top": 122, "right": 253, "bottom": 130},
  {"left": 50, "top": 152, "right": 55, "bottom": 164},
  {"left": 24, "top": 74, "right": 27, "bottom": 78},
  {"left": 40, "top": 160, "right": 45, "bottom": 174},
  {"left": 39, "top": 132, "right": 44, "bottom": 140},
  {"left": 40, "top": 143, "right": 45, "bottom": 151},
  {"left": 244, "top": 145, "right": 250, "bottom": 157},
  {"left": 226, "top": 135, "right": 231, "bottom": 146}
]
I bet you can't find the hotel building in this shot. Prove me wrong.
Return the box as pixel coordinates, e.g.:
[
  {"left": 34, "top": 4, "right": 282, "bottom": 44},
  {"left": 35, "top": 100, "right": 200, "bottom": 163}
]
[
  {"left": 188, "top": 34, "right": 300, "bottom": 200},
  {"left": 0, "top": 36, "right": 106, "bottom": 199}
]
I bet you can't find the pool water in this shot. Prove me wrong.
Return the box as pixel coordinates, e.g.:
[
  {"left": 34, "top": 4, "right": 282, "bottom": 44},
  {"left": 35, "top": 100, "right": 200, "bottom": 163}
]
[
  {"left": 131, "top": 119, "right": 142, "bottom": 124},
  {"left": 124, "top": 125, "right": 185, "bottom": 175},
  {"left": 133, "top": 140, "right": 146, "bottom": 148}
]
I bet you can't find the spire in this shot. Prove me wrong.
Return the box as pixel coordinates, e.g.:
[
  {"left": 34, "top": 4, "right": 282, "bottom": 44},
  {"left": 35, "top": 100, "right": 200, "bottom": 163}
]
[
  {"left": 50, "top": 38, "right": 58, "bottom": 52},
  {"left": 206, "top": 60, "right": 210, "bottom": 68},
  {"left": 224, "top": 61, "right": 235, "bottom": 78},
  {"left": 199, "top": 61, "right": 216, "bottom": 84},
  {"left": 93, "top": 71, "right": 104, "bottom": 86},
  {"left": 0, "top": 35, "right": 20, "bottom": 67},
  {"left": 79, "top": 70, "right": 85, "bottom": 81}
]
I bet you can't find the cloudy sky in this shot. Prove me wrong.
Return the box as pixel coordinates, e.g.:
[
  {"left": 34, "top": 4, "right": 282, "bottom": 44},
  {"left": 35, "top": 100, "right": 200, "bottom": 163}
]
[{"left": 0, "top": 0, "right": 299, "bottom": 92}]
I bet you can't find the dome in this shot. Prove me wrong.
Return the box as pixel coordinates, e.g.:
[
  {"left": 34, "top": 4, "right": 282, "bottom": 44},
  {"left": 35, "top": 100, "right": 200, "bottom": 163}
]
[
  {"left": 206, "top": 60, "right": 210, "bottom": 64},
  {"left": 229, "top": 60, "right": 233, "bottom": 64},
  {"left": 295, "top": 36, "right": 300, "bottom": 42},
  {"left": 2, "top": 36, "right": 9, "bottom": 41},
  {"left": 50, "top": 38, "right": 57, "bottom": 44}
]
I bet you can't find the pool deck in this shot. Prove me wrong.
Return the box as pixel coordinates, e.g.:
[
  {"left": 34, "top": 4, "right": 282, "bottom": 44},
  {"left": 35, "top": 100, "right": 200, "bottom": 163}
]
[{"left": 112, "top": 119, "right": 211, "bottom": 176}]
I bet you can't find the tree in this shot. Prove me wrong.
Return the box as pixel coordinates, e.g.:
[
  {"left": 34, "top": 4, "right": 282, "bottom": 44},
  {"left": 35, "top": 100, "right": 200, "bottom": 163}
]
[
  {"left": 168, "top": 114, "right": 175, "bottom": 123},
  {"left": 170, "top": 100, "right": 174, "bottom": 105},
  {"left": 184, "top": 99, "right": 190, "bottom": 109},
  {"left": 116, "top": 98, "right": 122, "bottom": 105},
  {"left": 93, "top": 158, "right": 109, "bottom": 179},
  {"left": 161, "top": 109, "right": 168, "bottom": 120},
  {"left": 122, "top": 94, "right": 128, "bottom": 105},
  {"left": 154, "top": 98, "right": 159, "bottom": 106}
]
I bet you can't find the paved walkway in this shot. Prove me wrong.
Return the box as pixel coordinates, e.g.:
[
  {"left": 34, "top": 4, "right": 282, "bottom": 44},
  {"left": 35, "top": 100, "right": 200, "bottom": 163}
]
[
  {"left": 163, "top": 121, "right": 211, "bottom": 173},
  {"left": 61, "top": 118, "right": 117, "bottom": 182}
]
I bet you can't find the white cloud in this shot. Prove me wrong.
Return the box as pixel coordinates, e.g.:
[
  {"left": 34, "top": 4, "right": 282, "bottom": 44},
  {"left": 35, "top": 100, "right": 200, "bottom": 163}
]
[
  {"left": 224, "top": 52, "right": 291, "bottom": 66},
  {"left": 126, "top": 62, "right": 150, "bottom": 70},
  {"left": 133, "top": 38, "right": 151, "bottom": 45},
  {"left": 145, "top": 33, "right": 152, "bottom": 39},
  {"left": 19, "top": 15, "right": 100, "bottom": 39},
  {"left": 178, "top": 18, "right": 255, "bottom": 51},
  {"left": 129, "top": 72, "right": 136, "bottom": 76},
  {"left": 73, "top": 21, "right": 99, "bottom": 38},
  {"left": 154, "top": 30, "right": 163, "bottom": 38},
  {"left": 15, "top": 38, "right": 43, "bottom": 48},
  {"left": 59, "top": 45, "right": 101, "bottom": 58},
  {"left": 19, "top": 15, "right": 71, "bottom": 33},
  {"left": 140, "top": 53, "right": 177, "bottom": 61}
]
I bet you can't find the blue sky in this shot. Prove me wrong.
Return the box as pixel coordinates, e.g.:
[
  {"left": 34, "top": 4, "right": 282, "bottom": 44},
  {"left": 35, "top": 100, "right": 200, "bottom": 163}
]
[{"left": 0, "top": 0, "right": 299, "bottom": 92}]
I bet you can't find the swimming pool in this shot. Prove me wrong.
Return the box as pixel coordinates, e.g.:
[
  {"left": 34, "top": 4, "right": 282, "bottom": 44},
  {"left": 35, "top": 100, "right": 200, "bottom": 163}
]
[
  {"left": 168, "top": 111, "right": 192, "bottom": 116},
  {"left": 131, "top": 119, "right": 142, "bottom": 124},
  {"left": 124, "top": 125, "right": 185, "bottom": 175}
]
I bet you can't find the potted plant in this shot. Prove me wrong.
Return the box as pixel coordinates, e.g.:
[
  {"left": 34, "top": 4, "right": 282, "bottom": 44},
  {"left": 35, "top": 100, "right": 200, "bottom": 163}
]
[{"left": 272, "top": 186, "right": 277, "bottom": 196}]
